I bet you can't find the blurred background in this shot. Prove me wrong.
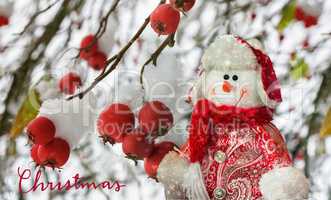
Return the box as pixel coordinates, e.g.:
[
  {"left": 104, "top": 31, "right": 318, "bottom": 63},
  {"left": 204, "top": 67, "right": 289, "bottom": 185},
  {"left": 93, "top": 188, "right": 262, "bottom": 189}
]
[{"left": 0, "top": 0, "right": 331, "bottom": 199}]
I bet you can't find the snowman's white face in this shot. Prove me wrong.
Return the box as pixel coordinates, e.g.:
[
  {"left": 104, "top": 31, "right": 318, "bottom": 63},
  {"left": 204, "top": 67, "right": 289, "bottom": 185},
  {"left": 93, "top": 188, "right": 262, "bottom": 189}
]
[{"left": 204, "top": 70, "right": 263, "bottom": 108}]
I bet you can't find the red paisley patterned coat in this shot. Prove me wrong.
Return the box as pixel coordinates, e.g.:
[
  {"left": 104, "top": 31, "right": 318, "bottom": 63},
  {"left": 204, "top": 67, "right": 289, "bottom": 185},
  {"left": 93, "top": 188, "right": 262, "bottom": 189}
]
[{"left": 182, "top": 99, "right": 293, "bottom": 200}]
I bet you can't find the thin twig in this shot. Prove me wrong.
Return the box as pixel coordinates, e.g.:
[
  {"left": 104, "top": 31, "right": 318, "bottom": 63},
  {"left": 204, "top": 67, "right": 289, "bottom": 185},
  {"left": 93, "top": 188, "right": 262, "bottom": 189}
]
[
  {"left": 139, "top": 34, "right": 175, "bottom": 88},
  {"left": 95, "top": 0, "right": 121, "bottom": 38},
  {"left": 16, "top": 0, "right": 61, "bottom": 36}
]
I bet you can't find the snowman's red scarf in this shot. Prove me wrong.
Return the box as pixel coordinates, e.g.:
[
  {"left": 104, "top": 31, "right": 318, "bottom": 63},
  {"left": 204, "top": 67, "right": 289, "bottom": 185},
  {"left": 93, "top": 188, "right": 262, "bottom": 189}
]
[{"left": 187, "top": 99, "right": 273, "bottom": 163}]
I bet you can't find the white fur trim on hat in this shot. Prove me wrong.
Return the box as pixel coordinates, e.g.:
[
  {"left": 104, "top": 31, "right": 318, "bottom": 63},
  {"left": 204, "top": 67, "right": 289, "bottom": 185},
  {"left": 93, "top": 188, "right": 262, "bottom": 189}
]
[
  {"left": 201, "top": 35, "right": 259, "bottom": 71},
  {"left": 259, "top": 167, "right": 310, "bottom": 200}
]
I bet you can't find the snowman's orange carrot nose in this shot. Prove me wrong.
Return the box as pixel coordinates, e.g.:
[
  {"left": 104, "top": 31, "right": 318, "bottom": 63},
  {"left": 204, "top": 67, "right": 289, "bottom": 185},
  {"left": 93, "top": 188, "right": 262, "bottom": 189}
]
[{"left": 222, "top": 81, "right": 233, "bottom": 93}]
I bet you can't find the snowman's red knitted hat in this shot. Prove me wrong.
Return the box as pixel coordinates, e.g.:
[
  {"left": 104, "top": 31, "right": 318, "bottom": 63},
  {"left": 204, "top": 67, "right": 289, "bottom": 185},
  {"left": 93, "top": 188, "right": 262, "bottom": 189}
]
[{"left": 199, "top": 35, "right": 282, "bottom": 108}]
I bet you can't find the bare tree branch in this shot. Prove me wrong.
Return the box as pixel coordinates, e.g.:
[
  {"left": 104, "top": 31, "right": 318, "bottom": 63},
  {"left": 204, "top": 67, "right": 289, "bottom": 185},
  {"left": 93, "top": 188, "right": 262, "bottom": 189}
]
[{"left": 67, "top": 0, "right": 167, "bottom": 100}]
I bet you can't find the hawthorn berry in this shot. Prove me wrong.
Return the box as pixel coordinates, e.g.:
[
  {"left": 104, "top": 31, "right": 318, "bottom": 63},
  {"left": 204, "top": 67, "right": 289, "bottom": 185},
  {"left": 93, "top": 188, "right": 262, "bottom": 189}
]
[
  {"left": 0, "top": 16, "right": 9, "bottom": 27},
  {"left": 294, "top": 7, "right": 305, "bottom": 21},
  {"left": 88, "top": 51, "right": 107, "bottom": 70},
  {"left": 138, "top": 101, "right": 173, "bottom": 136},
  {"left": 38, "top": 138, "right": 70, "bottom": 168},
  {"left": 27, "top": 116, "right": 56, "bottom": 145},
  {"left": 122, "top": 129, "right": 154, "bottom": 160},
  {"left": 304, "top": 15, "right": 318, "bottom": 28},
  {"left": 31, "top": 144, "right": 42, "bottom": 165},
  {"left": 58, "top": 72, "right": 82, "bottom": 95},
  {"left": 144, "top": 141, "right": 176, "bottom": 178},
  {"left": 79, "top": 35, "right": 99, "bottom": 60},
  {"left": 294, "top": 6, "right": 318, "bottom": 28},
  {"left": 170, "top": 0, "right": 196, "bottom": 12},
  {"left": 150, "top": 4, "right": 181, "bottom": 35},
  {"left": 97, "top": 103, "right": 135, "bottom": 144}
]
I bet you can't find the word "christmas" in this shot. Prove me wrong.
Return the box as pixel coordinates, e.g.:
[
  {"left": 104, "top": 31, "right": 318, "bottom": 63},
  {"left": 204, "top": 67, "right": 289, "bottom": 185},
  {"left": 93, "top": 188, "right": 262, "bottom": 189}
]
[{"left": 17, "top": 167, "right": 126, "bottom": 193}]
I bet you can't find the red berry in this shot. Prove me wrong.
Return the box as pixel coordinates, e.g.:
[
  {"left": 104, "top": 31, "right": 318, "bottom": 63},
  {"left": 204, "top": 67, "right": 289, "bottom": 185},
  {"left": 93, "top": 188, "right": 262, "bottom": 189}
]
[
  {"left": 0, "top": 16, "right": 9, "bottom": 27},
  {"left": 79, "top": 35, "right": 99, "bottom": 60},
  {"left": 304, "top": 15, "right": 317, "bottom": 27},
  {"left": 27, "top": 116, "right": 56, "bottom": 145},
  {"left": 150, "top": 4, "right": 181, "bottom": 35},
  {"left": 88, "top": 51, "right": 107, "bottom": 70},
  {"left": 144, "top": 141, "right": 176, "bottom": 178},
  {"left": 122, "top": 129, "right": 154, "bottom": 159},
  {"left": 97, "top": 103, "right": 135, "bottom": 144},
  {"left": 31, "top": 144, "right": 42, "bottom": 165},
  {"left": 294, "top": 7, "right": 306, "bottom": 21},
  {"left": 294, "top": 6, "right": 318, "bottom": 28},
  {"left": 58, "top": 72, "right": 82, "bottom": 95},
  {"left": 38, "top": 138, "right": 70, "bottom": 168},
  {"left": 138, "top": 101, "right": 173, "bottom": 136},
  {"left": 170, "top": 0, "right": 195, "bottom": 12}
]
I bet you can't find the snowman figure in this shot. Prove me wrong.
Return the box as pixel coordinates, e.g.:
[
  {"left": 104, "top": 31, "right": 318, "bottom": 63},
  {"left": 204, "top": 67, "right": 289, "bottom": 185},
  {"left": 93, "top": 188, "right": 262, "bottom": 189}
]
[{"left": 153, "top": 35, "right": 309, "bottom": 200}]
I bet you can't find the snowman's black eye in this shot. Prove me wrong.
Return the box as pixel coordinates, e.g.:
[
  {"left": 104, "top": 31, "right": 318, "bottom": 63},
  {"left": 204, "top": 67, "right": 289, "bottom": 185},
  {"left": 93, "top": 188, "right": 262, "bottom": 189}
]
[
  {"left": 224, "top": 74, "right": 230, "bottom": 80},
  {"left": 232, "top": 75, "right": 238, "bottom": 81}
]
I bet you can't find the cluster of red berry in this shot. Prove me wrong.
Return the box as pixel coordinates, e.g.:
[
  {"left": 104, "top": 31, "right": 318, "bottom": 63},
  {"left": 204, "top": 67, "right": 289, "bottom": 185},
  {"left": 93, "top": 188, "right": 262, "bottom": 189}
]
[
  {"left": 0, "top": 15, "right": 9, "bottom": 27},
  {"left": 79, "top": 34, "right": 107, "bottom": 71},
  {"left": 150, "top": 0, "right": 196, "bottom": 35},
  {"left": 58, "top": 72, "right": 82, "bottom": 95},
  {"left": 56, "top": 35, "right": 110, "bottom": 96},
  {"left": 97, "top": 101, "right": 176, "bottom": 178},
  {"left": 27, "top": 117, "right": 70, "bottom": 169},
  {"left": 294, "top": 6, "right": 318, "bottom": 28}
]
